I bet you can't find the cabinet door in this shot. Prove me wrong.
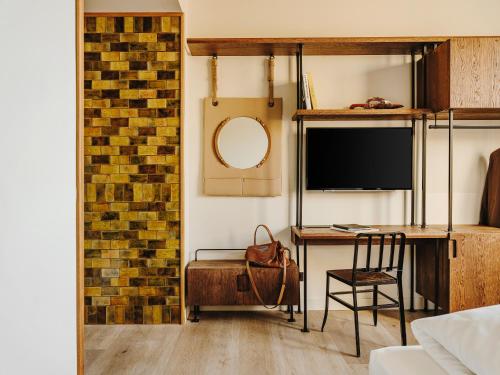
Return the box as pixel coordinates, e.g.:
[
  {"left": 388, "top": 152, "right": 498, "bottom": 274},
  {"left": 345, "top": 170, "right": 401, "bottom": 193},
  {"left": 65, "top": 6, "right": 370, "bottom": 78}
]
[{"left": 449, "top": 231, "right": 500, "bottom": 312}]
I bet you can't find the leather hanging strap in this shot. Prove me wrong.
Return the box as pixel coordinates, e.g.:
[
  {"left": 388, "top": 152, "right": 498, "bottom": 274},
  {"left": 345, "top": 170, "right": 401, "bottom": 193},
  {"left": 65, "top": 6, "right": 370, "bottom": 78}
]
[
  {"left": 268, "top": 55, "right": 275, "bottom": 107},
  {"left": 211, "top": 55, "right": 218, "bottom": 106},
  {"left": 246, "top": 260, "right": 286, "bottom": 309},
  {"left": 254, "top": 224, "right": 275, "bottom": 245}
]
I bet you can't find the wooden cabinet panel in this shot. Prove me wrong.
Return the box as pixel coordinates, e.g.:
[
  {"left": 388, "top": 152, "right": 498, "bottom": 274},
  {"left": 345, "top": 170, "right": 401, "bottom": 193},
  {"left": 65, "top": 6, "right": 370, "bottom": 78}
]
[
  {"left": 423, "top": 37, "right": 500, "bottom": 112},
  {"left": 450, "top": 37, "right": 500, "bottom": 109},
  {"left": 449, "top": 231, "right": 500, "bottom": 312}
]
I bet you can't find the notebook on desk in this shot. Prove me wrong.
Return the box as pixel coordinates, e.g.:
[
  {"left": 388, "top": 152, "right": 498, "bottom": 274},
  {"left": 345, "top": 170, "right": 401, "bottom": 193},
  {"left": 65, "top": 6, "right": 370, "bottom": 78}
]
[{"left": 331, "top": 224, "right": 380, "bottom": 233}]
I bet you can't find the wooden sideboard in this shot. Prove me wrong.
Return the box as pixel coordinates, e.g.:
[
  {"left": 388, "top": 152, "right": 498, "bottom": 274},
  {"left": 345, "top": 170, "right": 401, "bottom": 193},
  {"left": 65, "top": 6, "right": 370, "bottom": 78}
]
[{"left": 416, "top": 225, "right": 500, "bottom": 313}]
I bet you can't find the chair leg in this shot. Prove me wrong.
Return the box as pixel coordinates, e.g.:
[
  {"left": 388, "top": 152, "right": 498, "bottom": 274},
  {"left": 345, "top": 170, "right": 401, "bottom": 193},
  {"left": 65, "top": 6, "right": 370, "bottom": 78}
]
[
  {"left": 352, "top": 286, "right": 361, "bottom": 357},
  {"left": 397, "top": 279, "right": 407, "bottom": 346},
  {"left": 321, "top": 274, "right": 330, "bottom": 332},
  {"left": 372, "top": 285, "right": 378, "bottom": 327},
  {"left": 288, "top": 305, "right": 295, "bottom": 323}
]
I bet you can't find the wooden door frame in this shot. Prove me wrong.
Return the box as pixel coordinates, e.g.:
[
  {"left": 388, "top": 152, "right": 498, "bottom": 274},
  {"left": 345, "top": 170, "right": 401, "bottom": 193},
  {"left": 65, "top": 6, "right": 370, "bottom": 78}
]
[{"left": 76, "top": 3, "right": 186, "bottom": 373}]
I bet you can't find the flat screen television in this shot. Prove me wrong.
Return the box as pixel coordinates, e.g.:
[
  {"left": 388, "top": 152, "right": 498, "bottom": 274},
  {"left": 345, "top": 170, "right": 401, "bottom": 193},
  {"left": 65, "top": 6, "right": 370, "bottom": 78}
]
[{"left": 306, "top": 127, "right": 413, "bottom": 190}]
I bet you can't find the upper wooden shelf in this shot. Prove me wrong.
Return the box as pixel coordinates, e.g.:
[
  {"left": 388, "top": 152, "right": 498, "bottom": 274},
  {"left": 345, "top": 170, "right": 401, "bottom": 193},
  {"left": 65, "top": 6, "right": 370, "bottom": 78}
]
[
  {"left": 292, "top": 108, "right": 432, "bottom": 121},
  {"left": 187, "top": 37, "right": 450, "bottom": 56}
]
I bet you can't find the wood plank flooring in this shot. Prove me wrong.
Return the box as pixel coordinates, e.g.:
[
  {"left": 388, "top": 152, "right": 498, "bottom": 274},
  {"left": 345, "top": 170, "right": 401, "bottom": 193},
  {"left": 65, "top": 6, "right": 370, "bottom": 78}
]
[{"left": 85, "top": 310, "right": 426, "bottom": 375}]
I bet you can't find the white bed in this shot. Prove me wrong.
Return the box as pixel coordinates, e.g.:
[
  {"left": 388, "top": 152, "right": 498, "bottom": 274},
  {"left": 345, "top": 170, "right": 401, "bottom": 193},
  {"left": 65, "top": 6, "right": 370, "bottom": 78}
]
[
  {"left": 369, "top": 346, "right": 448, "bottom": 375},
  {"left": 369, "top": 304, "right": 500, "bottom": 375}
]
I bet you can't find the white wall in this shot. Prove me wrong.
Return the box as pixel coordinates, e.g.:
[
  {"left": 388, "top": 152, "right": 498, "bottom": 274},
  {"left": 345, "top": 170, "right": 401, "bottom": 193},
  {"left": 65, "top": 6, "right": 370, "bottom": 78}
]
[
  {"left": 0, "top": 0, "right": 76, "bottom": 374},
  {"left": 184, "top": 0, "right": 500, "bottom": 309},
  {"left": 85, "top": 0, "right": 182, "bottom": 12}
]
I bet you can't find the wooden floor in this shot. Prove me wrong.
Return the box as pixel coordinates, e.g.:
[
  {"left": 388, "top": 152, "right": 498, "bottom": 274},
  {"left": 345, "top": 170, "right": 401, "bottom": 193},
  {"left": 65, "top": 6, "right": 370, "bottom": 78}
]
[{"left": 85, "top": 310, "right": 426, "bottom": 375}]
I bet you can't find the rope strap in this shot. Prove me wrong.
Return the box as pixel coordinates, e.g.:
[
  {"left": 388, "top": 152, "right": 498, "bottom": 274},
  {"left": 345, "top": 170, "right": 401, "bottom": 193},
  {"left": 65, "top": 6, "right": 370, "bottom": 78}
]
[
  {"left": 211, "top": 55, "right": 218, "bottom": 106},
  {"left": 268, "top": 55, "right": 275, "bottom": 107}
]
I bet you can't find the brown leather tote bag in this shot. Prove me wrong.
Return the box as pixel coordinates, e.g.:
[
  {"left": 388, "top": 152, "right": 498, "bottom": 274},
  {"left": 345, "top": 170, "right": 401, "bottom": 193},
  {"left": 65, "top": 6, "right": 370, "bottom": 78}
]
[{"left": 245, "top": 225, "right": 290, "bottom": 309}]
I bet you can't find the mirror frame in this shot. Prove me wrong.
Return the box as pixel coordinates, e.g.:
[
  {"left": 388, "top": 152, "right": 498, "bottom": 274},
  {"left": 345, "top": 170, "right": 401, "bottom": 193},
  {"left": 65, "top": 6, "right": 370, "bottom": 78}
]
[{"left": 213, "top": 116, "right": 271, "bottom": 169}]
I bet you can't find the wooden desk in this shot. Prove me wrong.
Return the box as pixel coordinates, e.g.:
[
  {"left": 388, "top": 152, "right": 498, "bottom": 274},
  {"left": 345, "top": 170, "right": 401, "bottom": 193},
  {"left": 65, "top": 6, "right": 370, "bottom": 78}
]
[{"left": 291, "top": 225, "right": 448, "bottom": 332}]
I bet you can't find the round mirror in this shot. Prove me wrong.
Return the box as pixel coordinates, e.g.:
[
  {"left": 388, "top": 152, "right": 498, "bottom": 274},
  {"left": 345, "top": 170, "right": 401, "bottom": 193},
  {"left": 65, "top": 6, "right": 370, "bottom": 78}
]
[{"left": 214, "top": 116, "right": 270, "bottom": 169}]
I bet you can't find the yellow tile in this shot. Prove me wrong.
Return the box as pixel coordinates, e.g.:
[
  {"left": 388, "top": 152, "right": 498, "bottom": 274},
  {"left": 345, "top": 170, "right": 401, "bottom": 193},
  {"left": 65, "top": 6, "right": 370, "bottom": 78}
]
[
  {"left": 119, "top": 128, "right": 138, "bottom": 136},
  {"left": 120, "top": 33, "right": 139, "bottom": 42},
  {"left": 109, "top": 136, "right": 129, "bottom": 146},
  {"left": 120, "top": 90, "right": 140, "bottom": 99},
  {"left": 152, "top": 118, "right": 169, "bottom": 126},
  {"left": 91, "top": 239, "right": 111, "bottom": 249},
  {"left": 84, "top": 259, "right": 92, "bottom": 268},
  {"left": 86, "top": 183, "right": 96, "bottom": 202},
  {"left": 157, "top": 52, "right": 178, "bottom": 61},
  {"left": 133, "top": 184, "right": 143, "bottom": 201},
  {"left": 157, "top": 249, "right": 176, "bottom": 258},
  {"left": 119, "top": 165, "right": 138, "bottom": 174},
  {"left": 147, "top": 136, "right": 167, "bottom": 145},
  {"left": 156, "top": 127, "right": 176, "bottom": 137},
  {"left": 92, "top": 175, "right": 111, "bottom": 183},
  {"left": 119, "top": 287, "right": 138, "bottom": 296},
  {"left": 139, "top": 33, "right": 157, "bottom": 42},
  {"left": 147, "top": 99, "right": 166, "bottom": 108},
  {"left": 100, "top": 165, "right": 120, "bottom": 174},
  {"left": 110, "top": 61, "right": 129, "bottom": 71},
  {"left": 138, "top": 90, "right": 158, "bottom": 99},
  {"left": 138, "top": 146, "right": 157, "bottom": 155},
  {"left": 129, "top": 118, "right": 149, "bottom": 127},
  {"left": 148, "top": 259, "right": 167, "bottom": 267},
  {"left": 120, "top": 268, "right": 139, "bottom": 277},
  {"left": 111, "top": 278, "right": 129, "bottom": 287},
  {"left": 139, "top": 286, "right": 157, "bottom": 296},
  {"left": 105, "top": 184, "right": 114, "bottom": 202},
  {"left": 95, "top": 17, "right": 106, "bottom": 32},
  {"left": 101, "top": 250, "right": 120, "bottom": 258},
  {"left": 166, "top": 174, "right": 179, "bottom": 183},
  {"left": 137, "top": 212, "right": 157, "bottom": 221},
  {"left": 85, "top": 127, "right": 101, "bottom": 136},
  {"left": 161, "top": 17, "right": 171, "bottom": 32},
  {"left": 148, "top": 80, "right": 166, "bottom": 89},
  {"left": 91, "top": 258, "right": 111, "bottom": 268},
  {"left": 100, "top": 146, "right": 120, "bottom": 155},
  {"left": 101, "top": 108, "right": 120, "bottom": 118},
  {"left": 124, "top": 17, "right": 134, "bottom": 32},
  {"left": 145, "top": 155, "right": 166, "bottom": 164},
  {"left": 138, "top": 71, "right": 157, "bottom": 80},
  {"left": 92, "top": 80, "right": 128, "bottom": 90},
  {"left": 167, "top": 80, "right": 180, "bottom": 89},
  {"left": 119, "top": 212, "right": 138, "bottom": 221},
  {"left": 93, "top": 296, "right": 110, "bottom": 306},
  {"left": 152, "top": 305, "right": 162, "bottom": 324},
  {"left": 84, "top": 137, "right": 92, "bottom": 146},
  {"left": 110, "top": 156, "right": 130, "bottom": 165},
  {"left": 111, "top": 240, "right": 129, "bottom": 249},
  {"left": 110, "top": 221, "right": 129, "bottom": 230},
  {"left": 139, "top": 231, "right": 157, "bottom": 240},
  {"left": 119, "top": 250, "right": 138, "bottom": 259},
  {"left": 92, "top": 118, "right": 111, "bottom": 126},
  {"left": 142, "top": 184, "right": 154, "bottom": 202},
  {"left": 101, "top": 52, "right": 121, "bottom": 61},
  {"left": 148, "top": 221, "right": 166, "bottom": 230},
  {"left": 167, "top": 118, "right": 180, "bottom": 126},
  {"left": 110, "top": 202, "right": 129, "bottom": 211},
  {"left": 155, "top": 231, "right": 171, "bottom": 240},
  {"left": 84, "top": 71, "right": 101, "bottom": 80},
  {"left": 120, "top": 109, "right": 138, "bottom": 117},
  {"left": 92, "top": 203, "right": 110, "bottom": 212},
  {"left": 92, "top": 221, "right": 111, "bottom": 231},
  {"left": 85, "top": 287, "right": 101, "bottom": 297},
  {"left": 166, "top": 239, "right": 180, "bottom": 248},
  {"left": 85, "top": 146, "right": 101, "bottom": 156}
]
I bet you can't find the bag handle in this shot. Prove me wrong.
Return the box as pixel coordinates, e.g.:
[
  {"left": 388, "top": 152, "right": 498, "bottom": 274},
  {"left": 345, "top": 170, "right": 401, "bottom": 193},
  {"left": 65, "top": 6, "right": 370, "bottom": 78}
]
[
  {"left": 246, "top": 260, "right": 286, "bottom": 309},
  {"left": 254, "top": 224, "right": 275, "bottom": 245}
]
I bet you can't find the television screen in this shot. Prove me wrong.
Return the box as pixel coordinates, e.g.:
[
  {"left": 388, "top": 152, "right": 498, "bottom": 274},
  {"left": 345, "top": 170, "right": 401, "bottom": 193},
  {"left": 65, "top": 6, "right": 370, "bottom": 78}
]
[{"left": 306, "top": 127, "right": 413, "bottom": 190}]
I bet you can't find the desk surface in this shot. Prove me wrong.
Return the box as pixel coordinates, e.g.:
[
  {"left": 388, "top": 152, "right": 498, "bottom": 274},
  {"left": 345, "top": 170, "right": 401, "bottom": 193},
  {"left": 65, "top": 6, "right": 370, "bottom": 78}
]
[{"left": 291, "top": 225, "right": 500, "bottom": 244}]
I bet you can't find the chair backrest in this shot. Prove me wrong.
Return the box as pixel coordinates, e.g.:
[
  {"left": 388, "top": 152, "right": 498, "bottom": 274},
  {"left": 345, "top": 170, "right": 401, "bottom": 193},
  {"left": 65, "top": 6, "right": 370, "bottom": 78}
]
[{"left": 353, "top": 232, "right": 406, "bottom": 276}]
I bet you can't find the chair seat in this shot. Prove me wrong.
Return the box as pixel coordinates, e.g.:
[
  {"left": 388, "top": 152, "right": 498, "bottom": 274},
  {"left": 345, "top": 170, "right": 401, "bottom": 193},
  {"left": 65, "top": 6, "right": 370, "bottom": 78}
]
[{"left": 327, "top": 269, "right": 396, "bottom": 286}]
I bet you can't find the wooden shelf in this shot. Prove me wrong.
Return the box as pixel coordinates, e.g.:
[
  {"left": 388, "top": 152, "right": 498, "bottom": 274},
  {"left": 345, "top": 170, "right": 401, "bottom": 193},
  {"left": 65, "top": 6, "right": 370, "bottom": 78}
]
[
  {"left": 292, "top": 108, "right": 432, "bottom": 121},
  {"left": 187, "top": 37, "right": 450, "bottom": 56},
  {"left": 431, "top": 109, "right": 500, "bottom": 121}
]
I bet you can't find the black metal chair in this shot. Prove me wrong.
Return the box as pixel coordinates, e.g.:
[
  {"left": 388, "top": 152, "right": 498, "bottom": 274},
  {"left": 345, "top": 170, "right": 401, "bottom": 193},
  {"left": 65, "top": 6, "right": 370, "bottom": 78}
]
[{"left": 321, "top": 232, "right": 407, "bottom": 357}]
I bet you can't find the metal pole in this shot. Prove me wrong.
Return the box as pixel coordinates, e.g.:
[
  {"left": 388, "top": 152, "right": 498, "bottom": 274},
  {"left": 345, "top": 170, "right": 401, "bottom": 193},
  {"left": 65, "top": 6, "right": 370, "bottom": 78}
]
[
  {"left": 421, "top": 114, "right": 427, "bottom": 228},
  {"left": 301, "top": 240, "right": 309, "bottom": 332},
  {"left": 298, "top": 44, "right": 304, "bottom": 229},
  {"left": 448, "top": 109, "right": 454, "bottom": 232},
  {"left": 411, "top": 51, "right": 416, "bottom": 226}
]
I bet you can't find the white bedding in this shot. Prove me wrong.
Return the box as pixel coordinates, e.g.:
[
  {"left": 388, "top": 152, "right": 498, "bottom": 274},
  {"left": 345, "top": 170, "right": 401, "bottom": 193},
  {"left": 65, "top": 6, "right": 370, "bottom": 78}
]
[{"left": 369, "top": 346, "right": 448, "bottom": 375}]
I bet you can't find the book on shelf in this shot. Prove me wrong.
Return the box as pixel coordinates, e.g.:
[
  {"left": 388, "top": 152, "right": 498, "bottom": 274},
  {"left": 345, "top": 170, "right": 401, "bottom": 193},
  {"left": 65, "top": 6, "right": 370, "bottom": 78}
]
[
  {"left": 331, "top": 224, "right": 380, "bottom": 233},
  {"left": 308, "top": 72, "right": 318, "bottom": 109},
  {"left": 302, "top": 73, "right": 312, "bottom": 109}
]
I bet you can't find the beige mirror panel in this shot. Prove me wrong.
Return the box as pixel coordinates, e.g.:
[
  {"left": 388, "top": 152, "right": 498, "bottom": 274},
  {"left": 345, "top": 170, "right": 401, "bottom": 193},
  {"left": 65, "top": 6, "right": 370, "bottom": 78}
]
[{"left": 204, "top": 98, "right": 282, "bottom": 196}]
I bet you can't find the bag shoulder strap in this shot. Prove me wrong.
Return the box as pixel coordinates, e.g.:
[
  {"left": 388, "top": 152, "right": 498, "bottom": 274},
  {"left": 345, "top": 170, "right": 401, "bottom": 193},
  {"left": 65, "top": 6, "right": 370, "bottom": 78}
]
[
  {"left": 246, "top": 260, "right": 286, "bottom": 309},
  {"left": 254, "top": 224, "right": 275, "bottom": 245}
]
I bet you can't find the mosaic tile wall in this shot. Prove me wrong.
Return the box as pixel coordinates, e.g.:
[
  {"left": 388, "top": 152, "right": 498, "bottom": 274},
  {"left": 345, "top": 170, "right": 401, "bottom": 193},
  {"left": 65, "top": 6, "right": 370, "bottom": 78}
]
[{"left": 84, "top": 15, "right": 181, "bottom": 324}]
